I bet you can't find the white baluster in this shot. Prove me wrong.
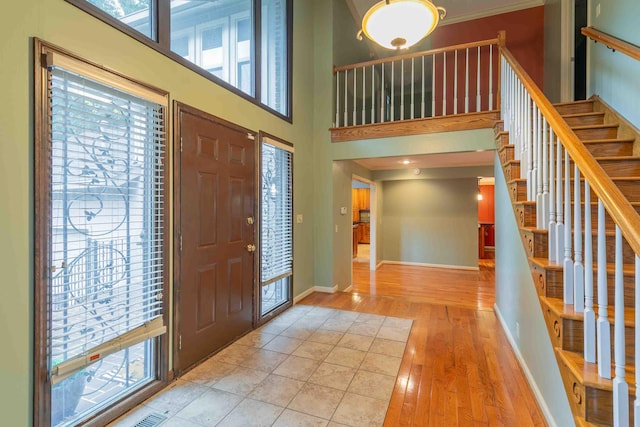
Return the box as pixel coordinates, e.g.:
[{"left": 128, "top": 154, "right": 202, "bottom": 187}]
[
  {"left": 548, "top": 130, "right": 557, "bottom": 263},
  {"left": 465, "top": 48, "right": 470, "bottom": 114},
  {"left": 371, "top": 65, "right": 375, "bottom": 124},
  {"left": 634, "top": 254, "right": 640, "bottom": 424},
  {"left": 335, "top": 70, "right": 340, "bottom": 127},
  {"left": 391, "top": 61, "right": 395, "bottom": 121},
  {"left": 443, "top": 52, "right": 447, "bottom": 116},
  {"left": 353, "top": 66, "right": 357, "bottom": 125},
  {"left": 454, "top": 50, "right": 458, "bottom": 115},
  {"left": 381, "top": 64, "right": 385, "bottom": 123},
  {"left": 597, "top": 200, "right": 612, "bottom": 379},
  {"left": 411, "top": 57, "right": 415, "bottom": 119},
  {"left": 555, "top": 138, "right": 564, "bottom": 263},
  {"left": 344, "top": 70, "right": 348, "bottom": 126},
  {"left": 489, "top": 44, "right": 493, "bottom": 110},
  {"left": 476, "top": 45, "right": 481, "bottom": 111},
  {"left": 564, "top": 148, "right": 574, "bottom": 304},
  {"left": 584, "top": 180, "right": 596, "bottom": 362},
  {"left": 431, "top": 55, "right": 436, "bottom": 117},
  {"left": 362, "top": 66, "right": 366, "bottom": 125},
  {"left": 542, "top": 115, "right": 549, "bottom": 229},
  {"left": 574, "top": 165, "right": 584, "bottom": 313},
  {"left": 421, "top": 56, "right": 425, "bottom": 118},
  {"left": 401, "top": 59, "right": 405, "bottom": 121},
  {"left": 535, "top": 107, "right": 542, "bottom": 216},
  {"left": 527, "top": 94, "right": 533, "bottom": 200},
  {"left": 613, "top": 226, "right": 629, "bottom": 427}
]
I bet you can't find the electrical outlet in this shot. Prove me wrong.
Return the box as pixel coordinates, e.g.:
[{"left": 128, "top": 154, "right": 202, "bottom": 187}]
[
  {"left": 596, "top": 3, "right": 601, "bottom": 18},
  {"left": 515, "top": 322, "right": 520, "bottom": 340}
]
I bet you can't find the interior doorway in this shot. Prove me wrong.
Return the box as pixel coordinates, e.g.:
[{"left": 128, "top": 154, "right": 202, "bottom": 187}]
[
  {"left": 478, "top": 177, "right": 495, "bottom": 266},
  {"left": 351, "top": 175, "right": 377, "bottom": 274}
]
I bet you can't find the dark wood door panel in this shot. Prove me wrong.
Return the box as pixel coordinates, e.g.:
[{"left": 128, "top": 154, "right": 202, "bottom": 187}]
[{"left": 175, "top": 105, "right": 255, "bottom": 373}]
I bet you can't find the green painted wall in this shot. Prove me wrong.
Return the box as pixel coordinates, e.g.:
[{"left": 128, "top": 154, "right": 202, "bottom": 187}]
[
  {"left": 588, "top": 0, "right": 640, "bottom": 127},
  {"left": 381, "top": 178, "right": 478, "bottom": 267},
  {"left": 0, "top": 0, "right": 323, "bottom": 424}
]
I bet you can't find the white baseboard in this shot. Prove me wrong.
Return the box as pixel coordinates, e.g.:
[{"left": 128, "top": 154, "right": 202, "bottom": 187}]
[
  {"left": 293, "top": 287, "right": 315, "bottom": 304},
  {"left": 381, "top": 260, "right": 479, "bottom": 271},
  {"left": 343, "top": 285, "right": 353, "bottom": 293},
  {"left": 292, "top": 284, "right": 343, "bottom": 303},
  {"left": 375, "top": 261, "right": 384, "bottom": 270},
  {"left": 494, "top": 304, "right": 558, "bottom": 427}
]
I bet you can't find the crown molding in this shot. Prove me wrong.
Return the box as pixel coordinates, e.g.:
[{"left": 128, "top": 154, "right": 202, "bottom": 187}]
[{"left": 439, "top": 0, "right": 546, "bottom": 27}]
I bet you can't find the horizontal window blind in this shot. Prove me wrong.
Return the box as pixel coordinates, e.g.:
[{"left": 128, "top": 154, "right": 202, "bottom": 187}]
[
  {"left": 260, "top": 141, "right": 293, "bottom": 286},
  {"left": 48, "top": 66, "right": 166, "bottom": 382}
]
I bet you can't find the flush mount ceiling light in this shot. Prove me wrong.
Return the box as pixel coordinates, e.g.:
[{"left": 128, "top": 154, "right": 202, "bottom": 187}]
[{"left": 357, "top": 0, "right": 446, "bottom": 50}]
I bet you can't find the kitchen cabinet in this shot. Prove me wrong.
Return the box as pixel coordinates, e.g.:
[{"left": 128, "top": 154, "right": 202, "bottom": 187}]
[{"left": 358, "top": 222, "right": 370, "bottom": 244}]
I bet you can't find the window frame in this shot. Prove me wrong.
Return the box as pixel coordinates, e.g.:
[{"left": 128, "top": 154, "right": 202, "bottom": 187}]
[
  {"left": 65, "top": 0, "right": 293, "bottom": 122},
  {"left": 34, "top": 38, "right": 171, "bottom": 427},
  {"left": 255, "top": 131, "right": 294, "bottom": 326}
]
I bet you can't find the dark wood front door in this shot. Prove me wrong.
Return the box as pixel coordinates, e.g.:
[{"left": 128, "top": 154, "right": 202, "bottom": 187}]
[{"left": 175, "top": 103, "right": 255, "bottom": 373}]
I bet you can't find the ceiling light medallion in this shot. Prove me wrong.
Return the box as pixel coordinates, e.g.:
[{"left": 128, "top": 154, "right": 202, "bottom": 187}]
[{"left": 357, "top": 0, "right": 446, "bottom": 50}]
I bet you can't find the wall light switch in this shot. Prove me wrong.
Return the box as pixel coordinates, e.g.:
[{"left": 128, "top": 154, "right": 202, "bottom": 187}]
[
  {"left": 296, "top": 214, "right": 303, "bottom": 224},
  {"left": 596, "top": 3, "right": 600, "bottom": 17},
  {"left": 335, "top": 225, "right": 339, "bottom": 233},
  {"left": 340, "top": 207, "right": 347, "bottom": 215}
]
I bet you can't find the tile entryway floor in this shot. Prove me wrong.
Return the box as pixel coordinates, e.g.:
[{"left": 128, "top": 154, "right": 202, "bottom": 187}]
[{"left": 110, "top": 305, "right": 412, "bottom": 427}]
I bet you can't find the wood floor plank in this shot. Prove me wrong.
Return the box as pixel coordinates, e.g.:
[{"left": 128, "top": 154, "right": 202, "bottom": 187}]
[{"left": 298, "top": 261, "right": 547, "bottom": 426}]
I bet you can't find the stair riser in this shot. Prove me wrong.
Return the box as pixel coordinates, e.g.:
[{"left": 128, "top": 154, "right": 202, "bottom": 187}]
[
  {"left": 568, "top": 158, "right": 640, "bottom": 178},
  {"left": 573, "top": 126, "right": 619, "bottom": 140},
  {"left": 521, "top": 229, "right": 548, "bottom": 258},
  {"left": 563, "top": 114, "right": 605, "bottom": 127},
  {"left": 561, "top": 317, "right": 636, "bottom": 368},
  {"left": 494, "top": 121, "right": 504, "bottom": 134},
  {"left": 499, "top": 145, "right": 514, "bottom": 165},
  {"left": 569, "top": 180, "right": 640, "bottom": 203},
  {"left": 514, "top": 203, "right": 536, "bottom": 228},
  {"left": 555, "top": 102, "right": 595, "bottom": 115},
  {"left": 532, "top": 264, "right": 636, "bottom": 307},
  {"left": 504, "top": 162, "right": 520, "bottom": 181},
  {"left": 508, "top": 180, "right": 527, "bottom": 202},
  {"left": 584, "top": 141, "right": 634, "bottom": 157},
  {"left": 495, "top": 132, "right": 509, "bottom": 150}
]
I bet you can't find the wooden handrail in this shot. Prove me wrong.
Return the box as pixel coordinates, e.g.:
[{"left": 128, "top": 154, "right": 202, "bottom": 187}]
[
  {"left": 582, "top": 26, "right": 640, "bottom": 62},
  {"left": 501, "top": 46, "right": 640, "bottom": 256},
  {"left": 334, "top": 36, "right": 501, "bottom": 73}
]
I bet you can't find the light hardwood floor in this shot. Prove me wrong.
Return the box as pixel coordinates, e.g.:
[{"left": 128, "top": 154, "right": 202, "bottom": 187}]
[{"left": 298, "top": 261, "right": 546, "bottom": 426}]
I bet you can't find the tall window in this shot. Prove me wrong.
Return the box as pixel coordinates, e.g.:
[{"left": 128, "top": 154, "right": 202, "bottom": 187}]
[
  {"left": 67, "top": 0, "right": 292, "bottom": 118},
  {"left": 35, "top": 42, "right": 168, "bottom": 427},
  {"left": 260, "top": 135, "right": 293, "bottom": 317}
]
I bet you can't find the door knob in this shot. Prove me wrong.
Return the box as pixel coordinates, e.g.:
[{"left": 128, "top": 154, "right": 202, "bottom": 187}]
[
  {"left": 247, "top": 216, "right": 254, "bottom": 225},
  {"left": 247, "top": 244, "right": 256, "bottom": 252}
]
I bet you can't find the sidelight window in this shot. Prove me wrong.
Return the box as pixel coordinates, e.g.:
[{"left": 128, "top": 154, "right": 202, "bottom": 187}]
[
  {"left": 35, "top": 41, "right": 168, "bottom": 427},
  {"left": 260, "top": 135, "right": 293, "bottom": 317}
]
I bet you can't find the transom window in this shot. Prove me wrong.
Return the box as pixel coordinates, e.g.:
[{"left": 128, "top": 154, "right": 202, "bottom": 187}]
[{"left": 67, "top": 0, "right": 291, "bottom": 118}]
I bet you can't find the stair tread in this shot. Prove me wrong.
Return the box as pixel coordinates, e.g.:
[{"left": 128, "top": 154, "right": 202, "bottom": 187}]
[
  {"left": 562, "top": 112, "right": 605, "bottom": 118},
  {"left": 541, "top": 295, "right": 635, "bottom": 327},
  {"left": 574, "top": 416, "right": 599, "bottom": 427},
  {"left": 520, "top": 226, "right": 548, "bottom": 234},
  {"left": 555, "top": 348, "right": 637, "bottom": 394},
  {"left": 582, "top": 138, "right": 634, "bottom": 144},
  {"left": 571, "top": 124, "right": 619, "bottom": 130},
  {"left": 554, "top": 100, "right": 595, "bottom": 107}
]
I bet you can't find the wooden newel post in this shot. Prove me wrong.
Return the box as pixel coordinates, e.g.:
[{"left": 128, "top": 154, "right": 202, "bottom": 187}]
[{"left": 496, "top": 30, "right": 507, "bottom": 110}]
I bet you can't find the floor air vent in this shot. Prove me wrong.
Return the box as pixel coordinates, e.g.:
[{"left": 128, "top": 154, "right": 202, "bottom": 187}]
[{"left": 133, "top": 413, "right": 167, "bottom": 427}]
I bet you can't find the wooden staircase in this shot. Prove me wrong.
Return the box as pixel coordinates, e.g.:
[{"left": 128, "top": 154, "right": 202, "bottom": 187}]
[{"left": 495, "top": 97, "right": 640, "bottom": 426}]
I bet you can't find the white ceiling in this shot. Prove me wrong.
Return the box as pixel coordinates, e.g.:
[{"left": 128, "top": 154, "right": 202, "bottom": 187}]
[
  {"left": 353, "top": 150, "right": 494, "bottom": 171},
  {"left": 347, "top": 0, "right": 545, "bottom": 28}
]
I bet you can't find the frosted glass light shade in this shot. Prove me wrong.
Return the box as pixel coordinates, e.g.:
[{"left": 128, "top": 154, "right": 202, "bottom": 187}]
[{"left": 360, "top": 0, "right": 445, "bottom": 50}]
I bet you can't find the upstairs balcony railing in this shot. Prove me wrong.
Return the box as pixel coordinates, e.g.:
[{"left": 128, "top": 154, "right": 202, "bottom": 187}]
[{"left": 333, "top": 32, "right": 505, "bottom": 128}]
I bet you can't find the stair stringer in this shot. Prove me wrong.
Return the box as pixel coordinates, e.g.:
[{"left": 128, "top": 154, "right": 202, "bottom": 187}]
[{"left": 493, "top": 151, "right": 575, "bottom": 427}]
